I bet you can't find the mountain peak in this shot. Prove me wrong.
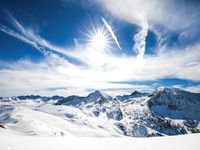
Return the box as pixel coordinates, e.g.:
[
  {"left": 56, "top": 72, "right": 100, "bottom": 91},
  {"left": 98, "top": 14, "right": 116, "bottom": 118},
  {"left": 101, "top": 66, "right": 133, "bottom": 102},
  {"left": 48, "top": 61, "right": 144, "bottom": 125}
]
[
  {"left": 87, "top": 90, "right": 102, "bottom": 97},
  {"left": 130, "top": 90, "right": 141, "bottom": 96},
  {"left": 86, "top": 90, "right": 112, "bottom": 103},
  {"left": 93, "top": 90, "right": 102, "bottom": 95},
  {"left": 155, "top": 86, "right": 165, "bottom": 91},
  {"left": 148, "top": 86, "right": 200, "bottom": 111},
  {"left": 153, "top": 87, "right": 186, "bottom": 94}
]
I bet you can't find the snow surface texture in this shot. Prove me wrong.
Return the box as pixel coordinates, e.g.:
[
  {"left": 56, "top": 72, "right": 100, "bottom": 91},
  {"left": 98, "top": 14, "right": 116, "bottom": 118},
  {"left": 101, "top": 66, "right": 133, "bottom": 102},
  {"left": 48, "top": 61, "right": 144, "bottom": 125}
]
[
  {"left": 0, "top": 87, "right": 200, "bottom": 137},
  {"left": 0, "top": 134, "right": 200, "bottom": 150}
]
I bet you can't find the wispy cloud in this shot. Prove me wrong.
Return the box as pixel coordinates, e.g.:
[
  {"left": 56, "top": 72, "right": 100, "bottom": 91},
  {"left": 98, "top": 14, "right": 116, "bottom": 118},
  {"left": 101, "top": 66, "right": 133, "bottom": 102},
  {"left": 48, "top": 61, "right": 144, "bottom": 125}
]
[
  {"left": 100, "top": 0, "right": 200, "bottom": 45},
  {"left": 0, "top": 12, "right": 200, "bottom": 96},
  {"left": 0, "top": 14, "right": 84, "bottom": 65},
  {"left": 101, "top": 0, "right": 200, "bottom": 30},
  {"left": 101, "top": 17, "right": 121, "bottom": 50},
  {"left": 133, "top": 18, "right": 148, "bottom": 58}
]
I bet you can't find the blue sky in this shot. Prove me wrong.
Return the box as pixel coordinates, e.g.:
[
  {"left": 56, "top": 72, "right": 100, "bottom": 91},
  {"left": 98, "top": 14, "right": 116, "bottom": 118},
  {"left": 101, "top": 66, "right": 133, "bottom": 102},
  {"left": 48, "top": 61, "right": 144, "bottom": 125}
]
[{"left": 0, "top": 0, "right": 200, "bottom": 96}]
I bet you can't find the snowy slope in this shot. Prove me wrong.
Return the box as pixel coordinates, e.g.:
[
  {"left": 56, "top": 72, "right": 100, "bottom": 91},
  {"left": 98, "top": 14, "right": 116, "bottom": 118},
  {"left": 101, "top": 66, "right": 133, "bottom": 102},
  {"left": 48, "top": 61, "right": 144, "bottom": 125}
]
[
  {"left": 0, "top": 133, "right": 200, "bottom": 150},
  {"left": 0, "top": 99, "right": 121, "bottom": 137},
  {"left": 0, "top": 87, "right": 200, "bottom": 138}
]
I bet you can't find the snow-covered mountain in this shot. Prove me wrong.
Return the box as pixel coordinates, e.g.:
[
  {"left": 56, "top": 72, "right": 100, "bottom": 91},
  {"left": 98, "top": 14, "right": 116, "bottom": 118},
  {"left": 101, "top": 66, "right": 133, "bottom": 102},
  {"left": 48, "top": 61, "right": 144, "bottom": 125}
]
[
  {"left": 56, "top": 90, "right": 112, "bottom": 106},
  {"left": 0, "top": 87, "right": 200, "bottom": 137},
  {"left": 116, "top": 90, "right": 148, "bottom": 101}
]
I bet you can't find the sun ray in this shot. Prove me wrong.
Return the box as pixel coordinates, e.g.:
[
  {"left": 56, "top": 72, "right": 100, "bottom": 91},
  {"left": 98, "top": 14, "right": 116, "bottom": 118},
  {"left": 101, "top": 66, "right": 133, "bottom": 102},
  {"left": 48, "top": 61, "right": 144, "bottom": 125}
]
[{"left": 82, "top": 18, "right": 115, "bottom": 53}]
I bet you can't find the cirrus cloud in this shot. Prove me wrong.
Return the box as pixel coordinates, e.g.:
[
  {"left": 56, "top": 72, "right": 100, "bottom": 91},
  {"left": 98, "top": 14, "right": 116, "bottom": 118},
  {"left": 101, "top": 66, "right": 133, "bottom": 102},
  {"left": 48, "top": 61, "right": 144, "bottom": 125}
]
[{"left": 0, "top": 10, "right": 200, "bottom": 96}]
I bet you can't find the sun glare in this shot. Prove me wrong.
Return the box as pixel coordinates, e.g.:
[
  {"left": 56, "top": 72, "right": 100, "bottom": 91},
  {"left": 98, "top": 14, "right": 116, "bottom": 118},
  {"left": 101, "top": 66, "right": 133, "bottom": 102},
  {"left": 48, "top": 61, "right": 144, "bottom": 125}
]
[
  {"left": 84, "top": 22, "right": 112, "bottom": 53},
  {"left": 90, "top": 32, "right": 107, "bottom": 50}
]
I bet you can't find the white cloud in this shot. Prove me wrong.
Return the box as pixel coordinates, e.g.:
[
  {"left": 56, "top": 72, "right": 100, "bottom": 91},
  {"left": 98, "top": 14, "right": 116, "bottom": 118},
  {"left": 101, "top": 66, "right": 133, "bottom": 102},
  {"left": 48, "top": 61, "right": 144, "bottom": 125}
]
[
  {"left": 184, "top": 85, "right": 200, "bottom": 93},
  {"left": 133, "top": 19, "right": 148, "bottom": 58},
  {"left": 172, "top": 84, "right": 200, "bottom": 94},
  {"left": 100, "top": 0, "right": 200, "bottom": 32},
  {"left": 99, "top": 0, "right": 200, "bottom": 49},
  {"left": 0, "top": 40, "right": 200, "bottom": 96},
  {"left": 0, "top": 14, "right": 200, "bottom": 96}
]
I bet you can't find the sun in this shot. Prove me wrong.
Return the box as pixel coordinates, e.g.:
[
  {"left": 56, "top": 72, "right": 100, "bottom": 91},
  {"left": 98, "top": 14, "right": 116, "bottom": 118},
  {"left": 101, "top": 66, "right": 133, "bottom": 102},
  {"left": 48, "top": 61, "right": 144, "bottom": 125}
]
[
  {"left": 90, "top": 32, "right": 107, "bottom": 51},
  {"left": 84, "top": 22, "right": 112, "bottom": 53}
]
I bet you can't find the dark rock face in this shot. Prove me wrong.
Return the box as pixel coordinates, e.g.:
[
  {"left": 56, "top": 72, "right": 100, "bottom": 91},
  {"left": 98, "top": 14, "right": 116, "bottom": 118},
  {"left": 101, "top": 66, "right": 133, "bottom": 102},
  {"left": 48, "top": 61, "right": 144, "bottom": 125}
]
[
  {"left": 0, "top": 124, "right": 5, "bottom": 129},
  {"left": 116, "top": 90, "right": 148, "bottom": 101},
  {"left": 147, "top": 87, "right": 200, "bottom": 111},
  {"left": 106, "top": 99, "right": 123, "bottom": 121},
  {"left": 145, "top": 112, "right": 188, "bottom": 135},
  {"left": 17, "top": 95, "right": 42, "bottom": 100},
  {"left": 147, "top": 133, "right": 163, "bottom": 137},
  {"left": 17, "top": 95, "right": 64, "bottom": 102},
  {"left": 130, "top": 124, "right": 148, "bottom": 137},
  {"left": 95, "top": 97, "right": 109, "bottom": 105},
  {"left": 184, "top": 120, "right": 199, "bottom": 128},
  {"left": 131, "top": 91, "right": 142, "bottom": 96},
  {"left": 56, "top": 95, "right": 84, "bottom": 106},
  {"left": 51, "top": 96, "right": 64, "bottom": 100},
  {"left": 115, "top": 122, "right": 128, "bottom": 136}
]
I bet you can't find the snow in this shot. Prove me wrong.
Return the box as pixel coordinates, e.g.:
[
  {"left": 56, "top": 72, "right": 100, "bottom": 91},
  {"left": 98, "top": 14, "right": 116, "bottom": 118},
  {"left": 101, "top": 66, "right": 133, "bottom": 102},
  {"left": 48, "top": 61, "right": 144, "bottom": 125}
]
[
  {"left": 0, "top": 99, "right": 121, "bottom": 137},
  {"left": 1, "top": 87, "right": 200, "bottom": 137},
  {"left": 1, "top": 87, "right": 200, "bottom": 149},
  {"left": 0, "top": 133, "right": 200, "bottom": 150}
]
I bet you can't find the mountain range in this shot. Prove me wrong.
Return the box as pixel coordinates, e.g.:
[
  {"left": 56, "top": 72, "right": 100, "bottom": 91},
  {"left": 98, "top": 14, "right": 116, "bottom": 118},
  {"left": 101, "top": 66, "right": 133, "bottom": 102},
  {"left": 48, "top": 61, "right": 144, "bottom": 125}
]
[{"left": 0, "top": 87, "right": 200, "bottom": 137}]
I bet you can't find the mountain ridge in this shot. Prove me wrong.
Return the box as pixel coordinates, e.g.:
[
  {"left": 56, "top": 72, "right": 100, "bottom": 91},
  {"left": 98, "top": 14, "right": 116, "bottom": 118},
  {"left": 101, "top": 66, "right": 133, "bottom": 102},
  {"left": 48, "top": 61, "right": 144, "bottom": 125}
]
[{"left": 1, "top": 87, "right": 200, "bottom": 137}]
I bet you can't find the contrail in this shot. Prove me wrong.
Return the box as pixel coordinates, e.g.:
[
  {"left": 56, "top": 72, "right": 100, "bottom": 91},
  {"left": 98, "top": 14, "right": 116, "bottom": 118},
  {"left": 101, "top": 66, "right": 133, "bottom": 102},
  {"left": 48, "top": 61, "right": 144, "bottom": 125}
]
[
  {"left": 134, "top": 18, "right": 148, "bottom": 59},
  {"left": 101, "top": 17, "right": 122, "bottom": 50}
]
